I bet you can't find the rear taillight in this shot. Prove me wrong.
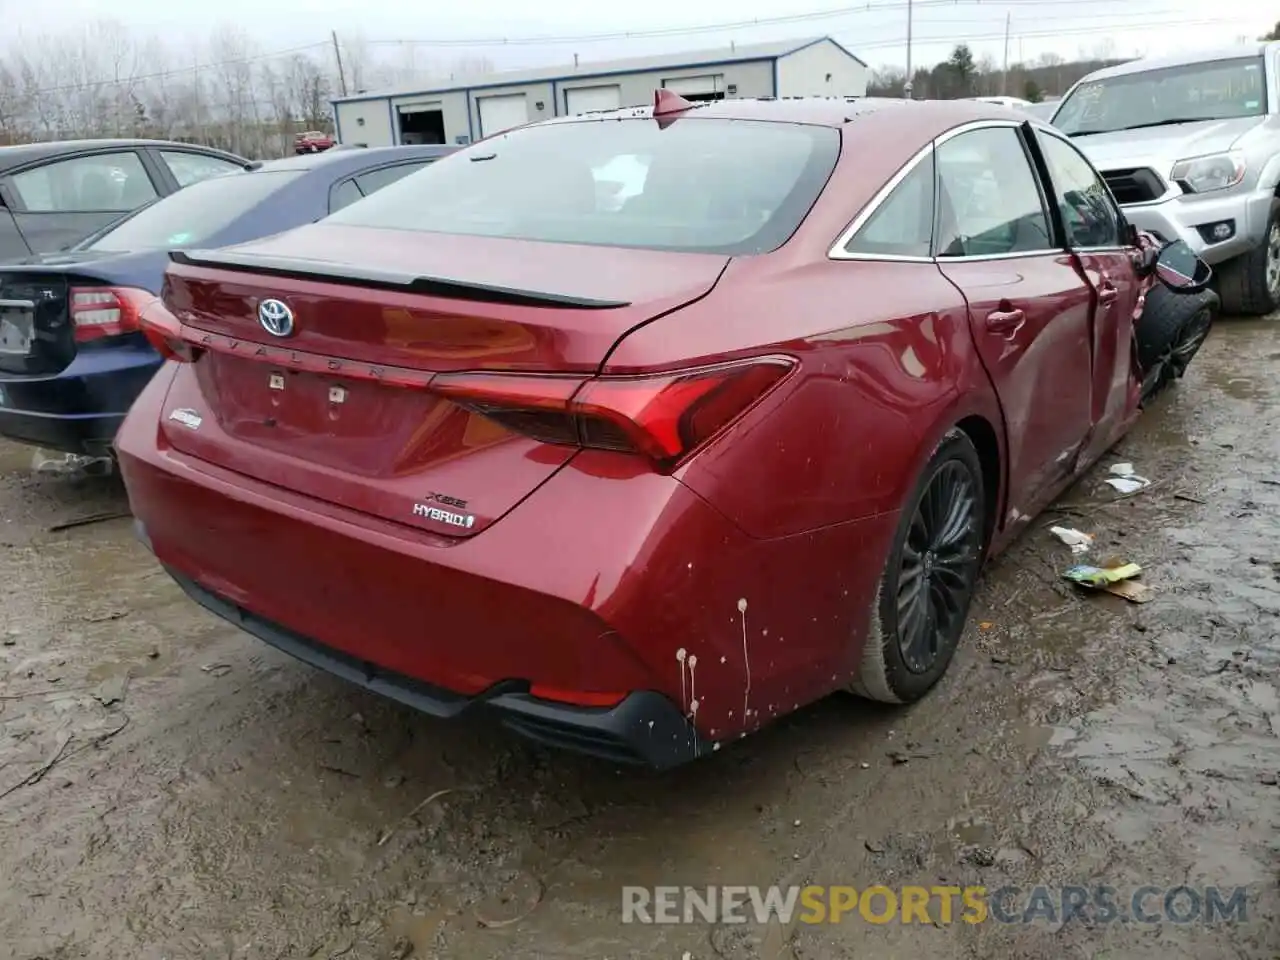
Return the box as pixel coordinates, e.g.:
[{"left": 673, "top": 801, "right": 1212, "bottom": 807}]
[
  {"left": 433, "top": 356, "right": 795, "bottom": 471},
  {"left": 70, "top": 286, "right": 156, "bottom": 343},
  {"left": 138, "top": 299, "right": 202, "bottom": 363}
]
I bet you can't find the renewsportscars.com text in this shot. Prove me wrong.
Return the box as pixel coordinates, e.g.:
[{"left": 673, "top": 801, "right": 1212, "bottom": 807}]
[{"left": 621, "top": 884, "right": 1250, "bottom": 926}]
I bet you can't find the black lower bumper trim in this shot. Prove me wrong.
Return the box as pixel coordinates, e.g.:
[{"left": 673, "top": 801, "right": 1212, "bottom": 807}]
[
  {"left": 160, "top": 560, "right": 710, "bottom": 769},
  {"left": 0, "top": 408, "right": 122, "bottom": 457}
]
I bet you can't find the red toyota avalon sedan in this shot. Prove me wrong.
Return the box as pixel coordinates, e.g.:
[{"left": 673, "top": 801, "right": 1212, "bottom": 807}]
[{"left": 118, "top": 93, "right": 1163, "bottom": 768}]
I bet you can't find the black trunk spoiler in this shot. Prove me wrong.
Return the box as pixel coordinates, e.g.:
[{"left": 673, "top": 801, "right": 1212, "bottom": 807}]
[{"left": 168, "top": 249, "right": 631, "bottom": 310}]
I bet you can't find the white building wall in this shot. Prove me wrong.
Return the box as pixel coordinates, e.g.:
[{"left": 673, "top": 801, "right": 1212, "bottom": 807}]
[
  {"left": 332, "top": 47, "right": 870, "bottom": 147},
  {"left": 566, "top": 60, "right": 775, "bottom": 113},
  {"left": 774, "top": 39, "right": 868, "bottom": 98}
]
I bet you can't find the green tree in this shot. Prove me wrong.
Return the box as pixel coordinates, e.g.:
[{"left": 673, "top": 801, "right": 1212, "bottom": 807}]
[
  {"left": 947, "top": 43, "right": 977, "bottom": 96},
  {"left": 1023, "top": 79, "right": 1044, "bottom": 103},
  {"left": 1261, "top": 21, "right": 1280, "bottom": 40}
]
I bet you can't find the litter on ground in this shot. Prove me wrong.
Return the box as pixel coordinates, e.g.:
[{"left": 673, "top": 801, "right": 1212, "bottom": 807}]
[{"left": 1050, "top": 526, "right": 1094, "bottom": 554}]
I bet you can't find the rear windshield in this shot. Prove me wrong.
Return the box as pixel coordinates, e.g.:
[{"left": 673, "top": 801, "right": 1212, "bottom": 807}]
[
  {"left": 85, "top": 170, "right": 304, "bottom": 252},
  {"left": 323, "top": 118, "right": 841, "bottom": 255}
]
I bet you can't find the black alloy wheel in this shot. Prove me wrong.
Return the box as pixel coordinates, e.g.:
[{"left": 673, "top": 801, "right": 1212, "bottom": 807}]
[
  {"left": 897, "top": 460, "right": 982, "bottom": 674},
  {"left": 851, "top": 429, "right": 987, "bottom": 704}
]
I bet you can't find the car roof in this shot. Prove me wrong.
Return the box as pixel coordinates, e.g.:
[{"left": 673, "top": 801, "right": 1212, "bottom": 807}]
[
  {"left": 1081, "top": 43, "right": 1273, "bottom": 82},
  {"left": 542, "top": 95, "right": 1043, "bottom": 140},
  {"left": 0, "top": 138, "right": 246, "bottom": 172},
  {"left": 255, "top": 144, "right": 457, "bottom": 175}
]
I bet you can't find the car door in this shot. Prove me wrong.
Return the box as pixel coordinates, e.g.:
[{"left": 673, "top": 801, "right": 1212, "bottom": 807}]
[
  {"left": 5, "top": 149, "right": 160, "bottom": 254},
  {"left": 1034, "top": 129, "right": 1144, "bottom": 459},
  {"left": 932, "top": 122, "right": 1096, "bottom": 518}
]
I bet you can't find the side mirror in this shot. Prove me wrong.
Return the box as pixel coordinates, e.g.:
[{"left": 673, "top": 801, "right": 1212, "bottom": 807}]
[{"left": 1154, "top": 239, "right": 1212, "bottom": 293}]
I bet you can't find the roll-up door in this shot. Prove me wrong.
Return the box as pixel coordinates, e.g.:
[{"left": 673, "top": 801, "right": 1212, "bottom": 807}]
[
  {"left": 477, "top": 94, "right": 530, "bottom": 137},
  {"left": 661, "top": 75, "right": 722, "bottom": 96},
  {"left": 566, "top": 84, "right": 622, "bottom": 114}
]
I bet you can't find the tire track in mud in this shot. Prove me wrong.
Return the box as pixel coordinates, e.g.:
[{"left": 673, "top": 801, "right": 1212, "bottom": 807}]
[{"left": 0, "top": 321, "right": 1276, "bottom": 960}]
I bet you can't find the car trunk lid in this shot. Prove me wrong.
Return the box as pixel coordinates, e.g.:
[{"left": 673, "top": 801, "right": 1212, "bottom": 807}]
[{"left": 157, "top": 224, "right": 729, "bottom": 538}]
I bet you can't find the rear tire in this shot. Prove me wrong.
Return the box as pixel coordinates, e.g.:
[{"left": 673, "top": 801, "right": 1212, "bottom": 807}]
[
  {"left": 850, "top": 429, "right": 986, "bottom": 704},
  {"left": 1137, "top": 284, "right": 1217, "bottom": 405},
  {"left": 1216, "top": 199, "right": 1280, "bottom": 316}
]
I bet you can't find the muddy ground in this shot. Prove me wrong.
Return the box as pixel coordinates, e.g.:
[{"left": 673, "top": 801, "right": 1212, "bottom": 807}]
[{"left": 1, "top": 318, "right": 1278, "bottom": 960}]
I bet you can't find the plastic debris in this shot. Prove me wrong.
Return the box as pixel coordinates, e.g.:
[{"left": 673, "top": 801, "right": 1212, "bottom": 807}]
[
  {"left": 1050, "top": 526, "right": 1094, "bottom": 554},
  {"left": 1104, "top": 580, "right": 1154, "bottom": 604},
  {"left": 1065, "top": 562, "right": 1142, "bottom": 587},
  {"left": 1106, "top": 462, "right": 1151, "bottom": 494},
  {"left": 31, "top": 449, "right": 113, "bottom": 477},
  {"left": 1064, "top": 561, "right": 1152, "bottom": 604}
]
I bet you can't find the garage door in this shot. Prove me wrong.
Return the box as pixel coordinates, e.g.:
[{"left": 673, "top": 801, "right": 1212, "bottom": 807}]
[
  {"left": 477, "top": 94, "right": 529, "bottom": 137},
  {"left": 566, "top": 84, "right": 622, "bottom": 115},
  {"left": 661, "top": 75, "right": 722, "bottom": 96}
]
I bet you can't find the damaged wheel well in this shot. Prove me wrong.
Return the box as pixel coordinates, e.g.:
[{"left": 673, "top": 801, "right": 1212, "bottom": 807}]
[{"left": 956, "top": 414, "right": 1000, "bottom": 550}]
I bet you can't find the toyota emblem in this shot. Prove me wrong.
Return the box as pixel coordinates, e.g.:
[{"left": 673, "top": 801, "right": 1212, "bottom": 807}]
[{"left": 258, "top": 298, "right": 295, "bottom": 337}]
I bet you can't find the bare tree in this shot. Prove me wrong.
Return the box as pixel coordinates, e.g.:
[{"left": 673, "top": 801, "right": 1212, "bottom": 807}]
[{"left": 287, "top": 55, "right": 333, "bottom": 129}]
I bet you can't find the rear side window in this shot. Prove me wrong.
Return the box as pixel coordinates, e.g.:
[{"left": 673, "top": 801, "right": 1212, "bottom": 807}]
[
  {"left": 11, "top": 151, "right": 157, "bottom": 212},
  {"left": 325, "top": 119, "right": 841, "bottom": 255},
  {"left": 935, "top": 127, "right": 1052, "bottom": 258},
  {"left": 845, "top": 152, "right": 935, "bottom": 258},
  {"left": 355, "top": 161, "right": 433, "bottom": 196},
  {"left": 329, "top": 178, "right": 363, "bottom": 213},
  {"left": 160, "top": 151, "right": 245, "bottom": 187}
]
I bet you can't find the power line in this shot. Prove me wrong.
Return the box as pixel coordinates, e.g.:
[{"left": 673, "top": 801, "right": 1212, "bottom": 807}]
[
  {"left": 362, "top": 0, "right": 1177, "bottom": 47},
  {"left": 855, "top": 14, "right": 1248, "bottom": 49},
  {"left": 27, "top": 40, "right": 331, "bottom": 97}
]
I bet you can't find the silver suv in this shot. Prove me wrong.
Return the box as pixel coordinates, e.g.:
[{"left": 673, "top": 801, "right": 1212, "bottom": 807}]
[{"left": 1053, "top": 43, "right": 1280, "bottom": 315}]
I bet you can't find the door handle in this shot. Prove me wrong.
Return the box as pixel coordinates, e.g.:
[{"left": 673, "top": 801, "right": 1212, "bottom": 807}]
[
  {"left": 985, "top": 308, "right": 1025, "bottom": 334},
  {"left": 1098, "top": 281, "right": 1119, "bottom": 306}
]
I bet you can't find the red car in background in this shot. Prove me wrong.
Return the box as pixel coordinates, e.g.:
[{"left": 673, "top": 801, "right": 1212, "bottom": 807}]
[
  {"left": 118, "top": 93, "right": 1208, "bottom": 768},
  {"left": 294, "top": 130, "right": 334, "bottom": 154}
]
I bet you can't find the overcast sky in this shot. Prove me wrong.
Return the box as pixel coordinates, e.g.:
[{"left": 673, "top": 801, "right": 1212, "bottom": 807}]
[{"left": 9, "top": 0, "right": 1275, "bottom": 78}]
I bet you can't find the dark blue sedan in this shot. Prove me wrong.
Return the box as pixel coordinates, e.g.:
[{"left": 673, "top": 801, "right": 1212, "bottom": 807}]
[{"left": 0, "top": 144, "right": 455, "bottom": 456}]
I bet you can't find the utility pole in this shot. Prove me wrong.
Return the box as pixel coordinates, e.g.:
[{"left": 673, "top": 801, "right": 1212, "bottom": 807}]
[
  {"left": 193, "top": 51, "right": 203, "bottom": 143},
  {"left": 903, "top": 0, "right": 914, "bottom": 98},
  {"left": 332, "top": 30, "right": 349, "bottom": 97},
  {"left": 1001, "top": 12, "right": 1011, "bottom": 96}
]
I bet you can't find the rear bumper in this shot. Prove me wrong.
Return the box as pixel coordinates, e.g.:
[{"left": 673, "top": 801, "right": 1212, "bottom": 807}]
[
  {"left": 148, "top": 542, "right": 708, "bottom": 768},
  {"left": 0, "top": 407, "right": 122, "bottom": 456},
  {"left": 117, "top": 363, "right": 897, "bottom": 762},
  {"left": 0, "top": 343, "right": 160, "bottom": 455}
]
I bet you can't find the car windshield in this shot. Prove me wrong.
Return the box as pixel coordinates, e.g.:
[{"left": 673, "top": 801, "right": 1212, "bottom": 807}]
[
  {"left": 323, "top": 118, "right": 841, "bottom": 255},
  {"left": 1054, "top": 55, "right": 1267, "bottom": 136},
  {"left": 85, "top": 170, "right": 304, "bottom": 252}
]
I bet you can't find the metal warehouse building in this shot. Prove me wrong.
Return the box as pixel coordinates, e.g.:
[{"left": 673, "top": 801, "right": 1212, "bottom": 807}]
[{"left": 330, "top": 36, "right": 868, "bottom": 148}]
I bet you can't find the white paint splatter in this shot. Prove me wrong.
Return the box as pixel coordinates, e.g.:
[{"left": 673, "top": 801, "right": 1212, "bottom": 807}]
[
  {"left": 738, "top": 598, "right": 751, "bottom": 722},
  {"left": 676, "top": 648, "right": 688, "bottom": 714}
]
